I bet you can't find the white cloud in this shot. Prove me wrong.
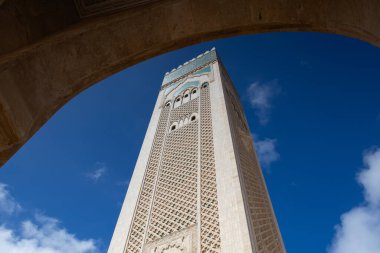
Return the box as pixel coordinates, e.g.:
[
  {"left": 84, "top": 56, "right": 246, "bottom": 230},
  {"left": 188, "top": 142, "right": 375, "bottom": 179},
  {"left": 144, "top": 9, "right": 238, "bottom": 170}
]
[
  {"left": 358, "top": 149, "right": 380, "bottom": 206},
  {"left": 85, "top": 162, "right": 107, "bottom": 182},
  {"left": 329, "top": 147, "right": 380, "bottom": 253},
  {"left": 0, "top": 183, "right": 21, "bottom": 216},
  {"left": 254, "top": 137, "right": 280, "bottom": 169},
  {"left": 0, "top": 182, "right": 99, "bottom": 253},
  {"left": 0, "top": 214, "right": 98, "bottom": 253},
  {"left": 247, "top": 80, "right": 280, "bottom": 125}
]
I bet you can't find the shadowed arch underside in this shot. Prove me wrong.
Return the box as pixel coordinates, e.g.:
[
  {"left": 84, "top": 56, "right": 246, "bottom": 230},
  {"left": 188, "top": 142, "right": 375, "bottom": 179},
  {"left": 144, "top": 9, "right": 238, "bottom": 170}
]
[{"left": 0, "top": 0, "right": 380, "bottom": 166}]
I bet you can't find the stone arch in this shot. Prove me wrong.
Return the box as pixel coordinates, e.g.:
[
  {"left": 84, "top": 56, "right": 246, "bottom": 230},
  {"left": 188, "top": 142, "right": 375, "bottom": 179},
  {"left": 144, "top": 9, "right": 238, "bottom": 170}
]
[
  {"left": 202, "top": 82, "right": 209, "bottom": 89},
  {"left": 190, "top": 88, "right": 199, "bottom": 100},
  {"left": 182, "top": 90, "right": 191, "bottom": 104},
  {"left": 165, "top": 100, "right": 172, "bottom": 108},
  {"left": 1, "top": 0, "right": 380, "bottom": 165},
  {"left": 174, "top": 96, "right": 182, "bottom": 109}
]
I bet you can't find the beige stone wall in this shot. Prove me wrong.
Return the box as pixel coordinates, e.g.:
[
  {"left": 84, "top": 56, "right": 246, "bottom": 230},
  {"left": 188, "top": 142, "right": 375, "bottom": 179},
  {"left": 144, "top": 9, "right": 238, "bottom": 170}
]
[
  {"left": 217, "top": 62, "right": 286, "bottom": 253},
  {"left": 210, "top": 62, "right": 254, "bottom": 253}
]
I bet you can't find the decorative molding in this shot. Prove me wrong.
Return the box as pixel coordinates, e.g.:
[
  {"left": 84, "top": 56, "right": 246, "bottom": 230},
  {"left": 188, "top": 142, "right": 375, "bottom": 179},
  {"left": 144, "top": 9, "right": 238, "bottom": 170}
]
[
  {"left": 144, "top": 226, "right": 195, "bottom": 253},
  {"left": 161, "top": 61, "right": 217, "bottom": 91},
  {"left": 74, "top": 0, "right": 159, "bottom": 18},
  {"left": 161, "top": 48, "right": 217, "bottom": 89}
]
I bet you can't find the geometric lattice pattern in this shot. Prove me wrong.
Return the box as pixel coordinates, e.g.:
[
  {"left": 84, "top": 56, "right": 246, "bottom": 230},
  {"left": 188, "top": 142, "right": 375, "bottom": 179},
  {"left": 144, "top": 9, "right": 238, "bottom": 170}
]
[
  {"left": 223, "top": 77, "right": 284, "bottom": 253},
  {"left": 124, "top": 81, "right": 221, "bottom": 253},
  {"left": 124, "top": 106, "right": 171, "bottom": 253},
  {"left": 146, "top": 98, "right": 199, "bottom": 242},
  {"left": 199, "top": 85, "right": 221, "bottom": 253},
  {"left": 169, "top": 97, "right": 199, "bottom": 123}
]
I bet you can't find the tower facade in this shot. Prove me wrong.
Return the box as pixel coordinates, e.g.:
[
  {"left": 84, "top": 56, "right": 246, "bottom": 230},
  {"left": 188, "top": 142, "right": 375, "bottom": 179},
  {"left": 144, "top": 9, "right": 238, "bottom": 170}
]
[{"left": 108, "top": 49, "right": 285, "bottom": 253}]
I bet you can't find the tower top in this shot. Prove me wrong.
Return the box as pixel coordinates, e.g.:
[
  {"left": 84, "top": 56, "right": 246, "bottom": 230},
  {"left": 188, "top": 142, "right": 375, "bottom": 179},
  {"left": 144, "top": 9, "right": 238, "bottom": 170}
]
[{"left": 162, "top": 47, "right": 217, "bottom": 86}]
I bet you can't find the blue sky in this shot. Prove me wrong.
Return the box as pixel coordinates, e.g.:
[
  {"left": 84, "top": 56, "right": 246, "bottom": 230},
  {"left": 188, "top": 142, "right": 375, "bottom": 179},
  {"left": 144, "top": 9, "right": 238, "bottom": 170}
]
[{"left": 1, "top": 32, "right": 380, "bottom": 253}]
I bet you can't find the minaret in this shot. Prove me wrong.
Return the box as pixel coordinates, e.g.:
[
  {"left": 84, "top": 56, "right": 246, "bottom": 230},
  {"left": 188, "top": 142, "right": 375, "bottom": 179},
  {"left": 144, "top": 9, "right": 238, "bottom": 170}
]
[{"left": 108, "top": 48, "right": 285, "bottom": 253}]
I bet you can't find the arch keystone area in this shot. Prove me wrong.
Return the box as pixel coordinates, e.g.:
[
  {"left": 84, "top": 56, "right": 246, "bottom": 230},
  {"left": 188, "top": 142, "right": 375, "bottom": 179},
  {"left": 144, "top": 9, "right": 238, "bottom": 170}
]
[{"left": 0, "top": 0, "right": 380, "bottom": 166}]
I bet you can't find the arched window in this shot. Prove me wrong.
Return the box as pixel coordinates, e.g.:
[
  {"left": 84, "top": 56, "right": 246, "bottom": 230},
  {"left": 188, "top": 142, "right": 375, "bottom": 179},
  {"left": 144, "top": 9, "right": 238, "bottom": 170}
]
[
  {"left": 202, "top": 82, "right": 209, "bottom": 88},
  {"left": 165, "top": 101, "right": 171, "bottom": 107},
  {"left": 173, "top": 96, "right": 182, "bottom": 108},
  {"left": 171, "top": 125, "right": 176, "bottom": 131},
  {"left": 190, "top": 88, "right": 199, "bottom": 100},
  {"left": 183, "top": 90, "right": 191, "bottom": 103}
]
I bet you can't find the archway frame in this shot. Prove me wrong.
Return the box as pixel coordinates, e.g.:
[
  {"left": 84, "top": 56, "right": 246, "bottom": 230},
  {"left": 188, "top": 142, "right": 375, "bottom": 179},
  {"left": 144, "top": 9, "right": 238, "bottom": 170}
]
[{"left": 0, "top": 0, "right": 380, "bottom": 165}]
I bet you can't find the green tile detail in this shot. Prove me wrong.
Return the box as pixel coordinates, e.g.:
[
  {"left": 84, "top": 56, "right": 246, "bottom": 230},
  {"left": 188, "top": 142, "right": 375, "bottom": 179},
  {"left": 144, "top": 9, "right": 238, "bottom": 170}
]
[
  {"left": 174, "top": 81, "right": 200, "bottom": 97},
  {"left": 162, "top": 49, "right": 217, "bottom": 86}
]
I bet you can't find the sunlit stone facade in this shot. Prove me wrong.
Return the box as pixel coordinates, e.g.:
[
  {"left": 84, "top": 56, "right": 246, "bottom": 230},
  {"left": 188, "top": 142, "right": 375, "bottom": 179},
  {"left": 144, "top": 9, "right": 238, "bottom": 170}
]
[{"left": 108, "top": 48, "right": 285, "bottom": 253}]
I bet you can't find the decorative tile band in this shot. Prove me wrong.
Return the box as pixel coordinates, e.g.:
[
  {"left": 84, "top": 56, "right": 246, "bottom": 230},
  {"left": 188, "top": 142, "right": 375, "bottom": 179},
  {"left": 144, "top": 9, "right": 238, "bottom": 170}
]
[{"left": 161, "top": 48, "right": 217, "bottom": 89}]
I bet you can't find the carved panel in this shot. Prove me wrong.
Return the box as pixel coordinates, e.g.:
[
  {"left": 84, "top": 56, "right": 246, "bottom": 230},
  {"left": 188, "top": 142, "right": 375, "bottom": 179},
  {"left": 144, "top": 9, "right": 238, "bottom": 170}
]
[
  {"left": 199, "top": 84, "right": 221, "bottom": 253},
  {"left": 125, "top": 69, "right": 221, "bottom": 253},
  {"left": 144, "top": 227, "right": 195, "bottom": 253},
  {"left": 125, "top": 105, "right": 170, "bottom": 253},
  {"left": 74, "top": 0, "right": 159, "bottom": 18},
  {"left": 146, "top": 97, "right": 199, "bottom": 243}
]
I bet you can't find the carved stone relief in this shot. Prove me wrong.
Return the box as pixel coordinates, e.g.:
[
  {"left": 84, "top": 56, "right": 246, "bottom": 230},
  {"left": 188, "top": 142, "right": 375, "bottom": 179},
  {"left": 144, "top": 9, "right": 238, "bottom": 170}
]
[
  {"left": 144, "top": 227, "right": 194, "bottom": 253},
  {"left": 74, "top": 0, "right": 159, "bottom": 18}
]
